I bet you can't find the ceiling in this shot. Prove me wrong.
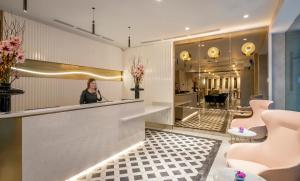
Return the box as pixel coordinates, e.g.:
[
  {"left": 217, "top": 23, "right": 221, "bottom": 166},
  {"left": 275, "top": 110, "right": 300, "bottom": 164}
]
[{"left": 0, "top": 0, "right": 279, "bottom": 48}]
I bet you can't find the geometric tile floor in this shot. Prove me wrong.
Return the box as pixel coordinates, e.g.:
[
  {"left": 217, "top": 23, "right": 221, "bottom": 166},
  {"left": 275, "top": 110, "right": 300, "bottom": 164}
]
[
  {"left": 77, "top": 129, "right": 221, "bottom": 181},
  {"left": 175, "top": 109, "right": 230, "bottom": 134}
]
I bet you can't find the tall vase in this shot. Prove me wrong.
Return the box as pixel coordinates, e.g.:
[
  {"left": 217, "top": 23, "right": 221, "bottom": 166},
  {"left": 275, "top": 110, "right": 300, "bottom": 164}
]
[
  {"left": 0, "top": 83, "right": 12, "bottom": 112},
  {"left": 135, "top": 84, "right": 140, "bottom": 99}
]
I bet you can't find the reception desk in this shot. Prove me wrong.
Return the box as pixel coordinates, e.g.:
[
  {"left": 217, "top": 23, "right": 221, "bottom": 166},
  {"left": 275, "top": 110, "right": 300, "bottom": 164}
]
[{"left": 0, "top": 100, "right": 145, "bottom": 181}]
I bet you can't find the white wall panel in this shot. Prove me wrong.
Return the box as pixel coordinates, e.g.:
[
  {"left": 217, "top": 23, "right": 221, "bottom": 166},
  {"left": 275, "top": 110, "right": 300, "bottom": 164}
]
[
  {"left": 123, "top": 42, "right": 174, "bottom": 125},
  {"left": 3, "top": 12, "right": 123, "bottom": 112}
]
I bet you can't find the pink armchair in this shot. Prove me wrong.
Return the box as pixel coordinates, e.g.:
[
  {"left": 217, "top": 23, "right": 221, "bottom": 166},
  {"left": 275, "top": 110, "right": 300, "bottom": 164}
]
[
  {"left": 230, "top": 100, "right": 273, "bottom": 139},
  {"left": 226, "top": 110, "right": 300, "bottom": 181}
]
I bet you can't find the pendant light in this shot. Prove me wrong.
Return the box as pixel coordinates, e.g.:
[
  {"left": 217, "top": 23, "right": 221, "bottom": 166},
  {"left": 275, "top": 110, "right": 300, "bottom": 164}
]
[
  {"left": 23, "top": 0, "right": 28, "bottom": 12},
  {"left": 128, "top": 26, "right": 131, "bottom": 48},
  {"left": 92, "top": 7, "right": 95, "bottom": 34}
]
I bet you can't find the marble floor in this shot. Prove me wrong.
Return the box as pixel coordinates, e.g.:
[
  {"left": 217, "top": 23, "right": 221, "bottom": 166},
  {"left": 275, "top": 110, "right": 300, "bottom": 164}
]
[
  {"left": 75, "top": 125, "right": 231, "bottom": 181},
  {"left": 175, "top": 109, "right": 230, "bottom": 133},
  {"left": 163, "top": 127, "right": 231, "bottom": 181}
]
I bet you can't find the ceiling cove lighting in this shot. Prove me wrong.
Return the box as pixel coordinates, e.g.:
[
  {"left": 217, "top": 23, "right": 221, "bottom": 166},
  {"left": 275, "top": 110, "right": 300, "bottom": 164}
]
[
  {"left": 11, "top": 67, "right": 123, "bottom": 80},
  {"left": 23, "top": 0, "right": 27, "bottom": 13},
  {"left": 66, "top": 141, "right": 144, "bottom": 181}
]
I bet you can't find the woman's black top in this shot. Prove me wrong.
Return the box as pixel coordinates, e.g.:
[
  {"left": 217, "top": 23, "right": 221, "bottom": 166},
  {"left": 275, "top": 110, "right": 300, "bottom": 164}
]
[{"left": 80, "top": 89, "right": 102, "bottom": 104}]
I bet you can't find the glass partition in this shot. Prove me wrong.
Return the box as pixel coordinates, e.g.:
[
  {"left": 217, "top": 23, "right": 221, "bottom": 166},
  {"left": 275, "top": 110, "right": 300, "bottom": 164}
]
[
  {"left": 174, "top": 28, "right": 269, "bottom": 132},
  {"left": 285, "top": 14, "right": 300, "bottom": 111}
]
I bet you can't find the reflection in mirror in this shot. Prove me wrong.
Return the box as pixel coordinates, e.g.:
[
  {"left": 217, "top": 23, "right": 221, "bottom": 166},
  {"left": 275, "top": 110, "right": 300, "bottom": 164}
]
[{"left": 174, "top": 27, "right": 269, "bottom": 133}]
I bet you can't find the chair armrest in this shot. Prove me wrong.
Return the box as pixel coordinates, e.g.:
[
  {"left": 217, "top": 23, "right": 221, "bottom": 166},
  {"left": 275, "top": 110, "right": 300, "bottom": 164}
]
[{"left": 260, "top": 164, "right": 300, "bottom": 181}]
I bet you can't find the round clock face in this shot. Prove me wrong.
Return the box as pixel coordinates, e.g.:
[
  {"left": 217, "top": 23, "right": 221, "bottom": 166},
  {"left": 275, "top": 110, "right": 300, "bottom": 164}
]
[
  {"left": 207, "top": 47, "right": 220, "bottom": 59},
  {"left": 180, "top": 50, "right": 192, "bottom": 61},
  {"left": 241, "top": 42, "right": 256, "bottom": 56}
]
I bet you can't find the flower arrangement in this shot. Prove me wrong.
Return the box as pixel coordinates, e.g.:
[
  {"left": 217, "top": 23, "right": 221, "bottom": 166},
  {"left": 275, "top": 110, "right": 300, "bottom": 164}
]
[
  {"left": 130, "top": 59, "right": 144, "bottom": 86},
  {"left": 239, "top": 127, "right": 245, "bottom": 133},
  {"left": 235, "top": 170, "right": 246, "bottom": 181},
  {"left": 0, "top": 36, "right": 25, "bottom": 84}
]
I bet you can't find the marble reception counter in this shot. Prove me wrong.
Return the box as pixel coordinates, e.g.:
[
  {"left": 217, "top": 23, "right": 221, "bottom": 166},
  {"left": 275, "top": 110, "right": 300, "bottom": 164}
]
[{"left": 0, "top": 100, "right": 145, "bottom": 181}]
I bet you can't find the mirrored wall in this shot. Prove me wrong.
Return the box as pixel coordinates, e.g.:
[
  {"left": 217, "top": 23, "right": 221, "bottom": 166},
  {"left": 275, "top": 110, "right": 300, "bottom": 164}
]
[{"left": 174, "top": 27, "right": 269, "bottom": 119}]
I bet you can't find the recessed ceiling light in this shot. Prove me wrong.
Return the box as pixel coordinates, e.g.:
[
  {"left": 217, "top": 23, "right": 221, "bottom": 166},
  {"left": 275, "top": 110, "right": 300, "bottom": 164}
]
[
  {"left": 201, "top": 44, "right": 205, "bottom": 47},
  {"left": 156, "top": 0, "right": 162, "bottom": 2},
  {"left": 185, "top": 27, "right": 190, "bottom": 31},
  {"left": 243, "top": 14, "right": 249, "bottom": 19},
  {"left": 243, "top": 38, "right": 247, "bottom": 41}
]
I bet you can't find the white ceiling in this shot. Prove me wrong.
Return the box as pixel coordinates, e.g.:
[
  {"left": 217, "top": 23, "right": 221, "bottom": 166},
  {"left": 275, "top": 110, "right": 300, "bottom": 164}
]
[{"left": 0, "top": 0, "right": 279, "bottom": 48}]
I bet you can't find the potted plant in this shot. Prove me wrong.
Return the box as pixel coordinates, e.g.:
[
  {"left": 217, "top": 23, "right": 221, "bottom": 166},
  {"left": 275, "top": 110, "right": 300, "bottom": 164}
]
[{"left": 130, "top": 58, "right": 144, "bottom": 99}]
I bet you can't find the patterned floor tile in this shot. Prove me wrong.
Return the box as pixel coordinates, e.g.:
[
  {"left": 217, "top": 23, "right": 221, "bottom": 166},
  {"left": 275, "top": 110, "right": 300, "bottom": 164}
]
[
  {"left": 175, "top": 109, "right": 230, "bottom": 133},
  {"left": 77, "top": 129, "right": 221, "bottom": 181}
]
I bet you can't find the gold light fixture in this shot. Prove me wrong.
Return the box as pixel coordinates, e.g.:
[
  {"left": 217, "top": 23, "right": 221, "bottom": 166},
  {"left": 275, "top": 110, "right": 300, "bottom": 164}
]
[
  {"left": 14, "top": 59, "right": 123, "bottom": 81},
  {"left": 207, "top": 47, "right": 220, "bottom": 59},
  {"left": 179, "top": 50, "right": 192, "bottom": 61},
  {"left": 241, "top": 42, "right": 256, "bottom": 56}
]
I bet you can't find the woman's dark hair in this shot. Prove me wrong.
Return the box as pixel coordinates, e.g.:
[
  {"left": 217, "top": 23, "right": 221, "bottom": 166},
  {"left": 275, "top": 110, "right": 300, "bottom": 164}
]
[{"left": 87, "top": 78, "right": 96, "bottom": 89}]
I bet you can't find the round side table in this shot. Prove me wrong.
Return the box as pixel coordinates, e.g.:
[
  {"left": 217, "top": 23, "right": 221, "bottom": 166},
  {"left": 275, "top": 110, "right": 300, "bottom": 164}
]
[
  {"left": 213, "top": 168, "right": 266, "bottom": 181},
  {"left": 228, "top": 127, "right": 256, "bottom": 143}
]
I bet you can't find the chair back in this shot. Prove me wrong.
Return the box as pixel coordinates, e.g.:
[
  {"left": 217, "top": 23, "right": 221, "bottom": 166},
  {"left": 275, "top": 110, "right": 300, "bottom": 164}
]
[
  {"left": 260, "top": 110, "right": 300, "bottom": 167},
  {"left": 249, "top": 100, "right": 273, "bottom": 127}
]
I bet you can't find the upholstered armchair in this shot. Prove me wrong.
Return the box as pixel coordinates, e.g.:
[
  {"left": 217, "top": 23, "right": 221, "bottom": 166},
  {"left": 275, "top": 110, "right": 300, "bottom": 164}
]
[
  {"left": 226, "top": 110, "right": 300, "bottom": 181},
  {"left": 230, "top": 100, "right": 273, "bottom": 139}
]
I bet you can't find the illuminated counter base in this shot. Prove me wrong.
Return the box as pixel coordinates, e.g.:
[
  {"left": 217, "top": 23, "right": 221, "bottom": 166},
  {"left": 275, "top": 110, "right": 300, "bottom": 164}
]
[{"left": 0, "top": 100, "right": 145, "bottom": 181}]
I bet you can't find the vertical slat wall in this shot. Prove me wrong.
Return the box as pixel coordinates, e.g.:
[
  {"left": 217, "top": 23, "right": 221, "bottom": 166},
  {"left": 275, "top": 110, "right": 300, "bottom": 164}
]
[
  {"left": 3, "top": 12, "right": 123, "bottom": 112},
  {"left": 123, "top": 42, "right": 174, "bottom": 125}
]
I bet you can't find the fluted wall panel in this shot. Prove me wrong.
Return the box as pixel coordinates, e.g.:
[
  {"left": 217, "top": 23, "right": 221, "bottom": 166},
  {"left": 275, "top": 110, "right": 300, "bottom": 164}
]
[
  {"left": 123, "top": 42, "right": 174, "bottom": 125},
  {"left": 3, "top": 12, "right": 123, "bottom": 112}
]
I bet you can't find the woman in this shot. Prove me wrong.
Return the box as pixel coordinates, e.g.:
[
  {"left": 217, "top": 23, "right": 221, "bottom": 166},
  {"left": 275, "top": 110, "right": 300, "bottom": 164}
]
[{"left": 80, "top": 78, "right": 102, "bottom": 104}]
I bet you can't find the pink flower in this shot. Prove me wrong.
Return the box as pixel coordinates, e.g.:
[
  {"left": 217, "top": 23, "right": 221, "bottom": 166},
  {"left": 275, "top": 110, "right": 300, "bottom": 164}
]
[
  {"left": 9, "top": 37, "right": 22, "bottom": 48},
  {"left": 16, "top": 50, "right": 25, "bottom": 63},
  {"left": 239, "top": 127, "right": 244, "bottom": 133},
  {"left": 236, "top": 171, "right": 246, "bottom": 178},
  {"left": 1, "top": 43, "right": 13, "bottom": 56}
]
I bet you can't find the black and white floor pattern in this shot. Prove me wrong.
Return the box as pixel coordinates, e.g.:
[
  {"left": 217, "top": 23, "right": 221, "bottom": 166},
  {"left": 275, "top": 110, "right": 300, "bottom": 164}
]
[
  {"left": 175, "top": 109, "right": 230, "bottom": 133},
  {"left": 77, "top": 129, "right": 221, "bottom": 181}
]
